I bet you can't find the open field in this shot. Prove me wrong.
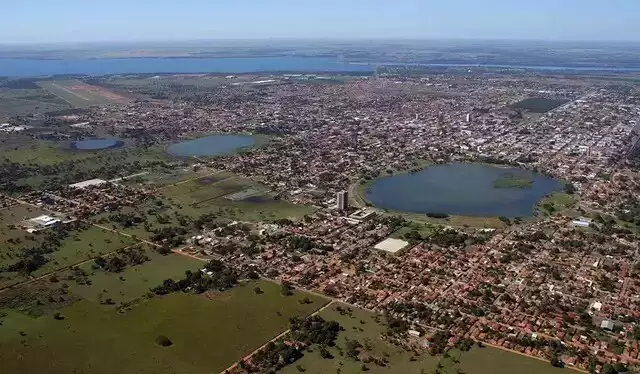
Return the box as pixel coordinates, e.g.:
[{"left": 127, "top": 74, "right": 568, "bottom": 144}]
[
  {"left": 0, "top": 221, "right": 136, "bottom": 289},
  {"left": 536, "top": 192, "right": 579, "bottom": 216},
  {"left": 0, "top": 88, "right": 71, "bottom": 121},
  {"left": 33, "top": 226, "right": 136, "bottom": 277},
  {"left": 37, "top": 80, "right": 129, "bottom": 107},
  {"left": 0, "top": 280, "right": 328, "bottom": 374},
  {"left": 59, "top": 247, "right": 203, "bottom": 307},
  {"left": 160, "top": 174, "right": 317, "bottom": 222},
  {"left": 282, "top": 302, "right": 439, "bottom": 374},
  {"left": 0, "top": 138, "right": 97, "bottom": 166},
  {"left": 282, "top": 302, "right": 575, "bottom": 374}
]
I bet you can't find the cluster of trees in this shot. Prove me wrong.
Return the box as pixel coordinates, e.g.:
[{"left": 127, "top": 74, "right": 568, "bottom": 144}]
[
  {"left": 289, "top": 315, "right": 342, "bottom": 346},
  {"left": 428, "top": 331, "right": 452, "bottom": 355},
  {"left": 426, "top": 212, "right": 449, "bottom": 219},
  {"left": 286, "top": 236, "right": 333, "bottom": 253},
  {"left": 249, "top": 341, "right": 303, "bottom": 373},
  {"left": 4, "top": 224, "right": 76, "bottom": 274},
  {"left": 249, "top": 316, "right": 343, "bottom": 373},
  {"left": 108, "top": 212, "right": 145, "bottom": 228},
  {"left": 150, "top": 226, "right": 187, "bottom": 247},
  {"left": 616, "top": 199, "right": 640, "bottom": 226},
  {"left": 94, "top": 247, "right": 149, "bottom": 273},
  {"left": 151, "top": 259, "right": 237, "bottom": 295},
  {"left": 428, "top": 229, "right": 469, "bottom": 248}
]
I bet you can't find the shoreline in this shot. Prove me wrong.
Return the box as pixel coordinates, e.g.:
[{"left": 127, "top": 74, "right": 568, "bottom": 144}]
[{"left": 350, "top": 161, "right": 568, "bottom": 228}]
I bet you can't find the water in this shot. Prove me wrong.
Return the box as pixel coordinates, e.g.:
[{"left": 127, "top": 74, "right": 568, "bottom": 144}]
[
  {"left": 166, "top": 134, "right": 254, "bottom": 157},
  {"left": 355, "top": 61, "right": 640, "bottom": 72},
  {"left": 0, "top": 57, "right": 372, "bottom": 77},
  {"left": 365, "top": 163, "right": 563, "bottom": 217},
  {"left": 71, "top": 138, "right": 123, "bottom": 151}
]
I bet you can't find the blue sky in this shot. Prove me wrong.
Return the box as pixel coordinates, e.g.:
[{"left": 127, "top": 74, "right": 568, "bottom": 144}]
[{"left": 3, "top": 0, "right": 640, "bottom": 43}]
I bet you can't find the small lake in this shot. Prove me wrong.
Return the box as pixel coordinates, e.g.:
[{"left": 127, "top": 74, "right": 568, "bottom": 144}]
[
  {"left": 166, "top": 134, "right": 255, "bottom": 157},
  {"left": 365, "top": 163, "right": 563, "bottom": 217},
  {"left": 71, "top": 138, "right": 124, "bottom": 151}
]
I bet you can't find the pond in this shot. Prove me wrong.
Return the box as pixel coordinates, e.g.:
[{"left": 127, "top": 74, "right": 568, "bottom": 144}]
[
  {"left": 364, "top": 163, "right": 563, "bottom": 217},
  {"left": 71, "top": 138, "right": 124, "bottom": 151},
  {"left": 166, "top": 134, "right": 255, "bottom": 157}
]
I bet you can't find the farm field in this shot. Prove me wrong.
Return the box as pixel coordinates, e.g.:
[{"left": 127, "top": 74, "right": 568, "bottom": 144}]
[
  {"left": 0, "top": 280, "right": 328, "bottom": 374},
  {"left": 282, "top": 303, "right": 575, "bottom": 374},
  {"left": 37, "top": 80, "right": 129, "bottom": 107}
]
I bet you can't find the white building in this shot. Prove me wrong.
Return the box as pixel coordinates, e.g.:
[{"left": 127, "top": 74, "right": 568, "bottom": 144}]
[{"left": 336, "top": 191, "right": 349, "bottom": 210}]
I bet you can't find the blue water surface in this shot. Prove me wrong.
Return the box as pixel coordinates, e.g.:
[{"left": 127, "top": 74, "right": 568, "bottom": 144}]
[
  {"left": 365, "top": 163, "right": 563, "bottom": 217},
  {"left": 72, "top": 138, "right": 121, "bottom": 150},
  {"left": 166, "top": 134, "right": 255, "bottom": 157},
  {"left": 0, "top": 57, "right": 372, "bottom": 77}
]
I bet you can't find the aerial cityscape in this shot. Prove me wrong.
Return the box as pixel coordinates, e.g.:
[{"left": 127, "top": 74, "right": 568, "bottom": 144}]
[{"left": 2, "top": 2, "right": 640, "bottom": 374}]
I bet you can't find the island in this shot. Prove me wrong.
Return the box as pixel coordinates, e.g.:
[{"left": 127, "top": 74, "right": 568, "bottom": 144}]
[{"left": 493, "top": 172, "right": 534, "bottom": 189}]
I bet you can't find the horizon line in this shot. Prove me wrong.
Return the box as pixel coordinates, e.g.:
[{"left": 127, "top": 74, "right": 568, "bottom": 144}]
[{"left": 2, "top": 37, "right": 640, "bottom": 46}]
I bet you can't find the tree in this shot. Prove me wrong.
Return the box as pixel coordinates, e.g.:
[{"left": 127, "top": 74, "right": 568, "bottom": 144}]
[
  {"left": 565, "top": 183, "right": 576, "bottom": 194},
  {"left": 281, "top": 281, "right": 294, "bottom": 296},
  {"left": 320, "top": 347, "right": 333, "bottom": 359},
  {"left": 254, "top": 287, "right": 264, "bottom": 294},
  {"left": 155, "top": 335, "right": 173, "bottom": 347}
]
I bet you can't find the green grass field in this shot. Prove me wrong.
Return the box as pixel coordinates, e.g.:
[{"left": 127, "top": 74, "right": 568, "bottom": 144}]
[
  {"left": 537, "top": 192, "right": 579, "bottom": 216},
  {"left": 60, "top": 248, "right": 203, "bottom": 307},
  {"left": 0, "top": 88, "right": 71, "bottom": 121},
  {"left": 37, "top": 80, "right": 128, "bottom": 107},
  {"left": 0, "top": 280, "right": 328, "bottom": 374},
  {"left": 282, "top": 303, "right": 576, "bottom": 374},
  {"left": 0, "top": 204, "right": 51, "bottom": 287},
  {"left": 33, "top": 226, "right": 136, "bottom": 277},
  {"left": 159, "top": 174, "right": 316, "bottom": 222}
]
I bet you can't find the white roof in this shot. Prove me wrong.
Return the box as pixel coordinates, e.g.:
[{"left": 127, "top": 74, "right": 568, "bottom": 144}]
[
  {"left": 374, "top": 238, "right": 409, "bottom": 253},
  {"left": 69, "top": 179, "right": 107, "bottom": 189},
  {"left": 29, "top": 215, "right": 60, "bottom": 226}
]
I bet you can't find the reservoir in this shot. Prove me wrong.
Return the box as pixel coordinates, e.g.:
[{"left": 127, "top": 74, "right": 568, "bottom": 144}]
[
  {"left": 166, "top": 134, "right": 255, "bottom": 157},
  {"left": 71, "top": 138, "right": 123, "bottom": 151},
  {"left": 364, "top": 163, "right": 563, "bottom": 217},
  {"left": 0, "top": 57, "right": 372, "bottom": 77}
]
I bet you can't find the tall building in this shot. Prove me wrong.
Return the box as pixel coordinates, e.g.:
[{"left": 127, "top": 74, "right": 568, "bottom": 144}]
[{"left": 336, "top": 191, "right": 349, "bottom": 210}]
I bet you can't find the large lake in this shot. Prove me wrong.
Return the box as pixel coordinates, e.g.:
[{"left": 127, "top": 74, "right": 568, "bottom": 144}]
[
  {"left": 166, "top": 134, "right": 254, "bottom": 157},
  {"left": 365, "top": 163, "right": 563, "bottom": 217},
  {"left": 0, "top": 57, "right": 372, "bottom": 77}
]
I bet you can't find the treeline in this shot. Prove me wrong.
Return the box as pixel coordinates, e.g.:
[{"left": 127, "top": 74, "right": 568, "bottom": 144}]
[
  {"left": 151, "top": 259, "right": 237, "bottom": 295},
  {"left": 247, "top": 316, "right": 342, "bottom": 373},
  {"left": 94, "top": 247, "right": 149, "bottom": 273},
  {"left": 4, "top": 223, "right": 77, "bottom": 274}
]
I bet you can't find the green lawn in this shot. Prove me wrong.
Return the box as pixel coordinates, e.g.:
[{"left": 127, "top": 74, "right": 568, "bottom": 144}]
[{"left": 0, "top": 280, "right": 328, "bottom": 374}]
